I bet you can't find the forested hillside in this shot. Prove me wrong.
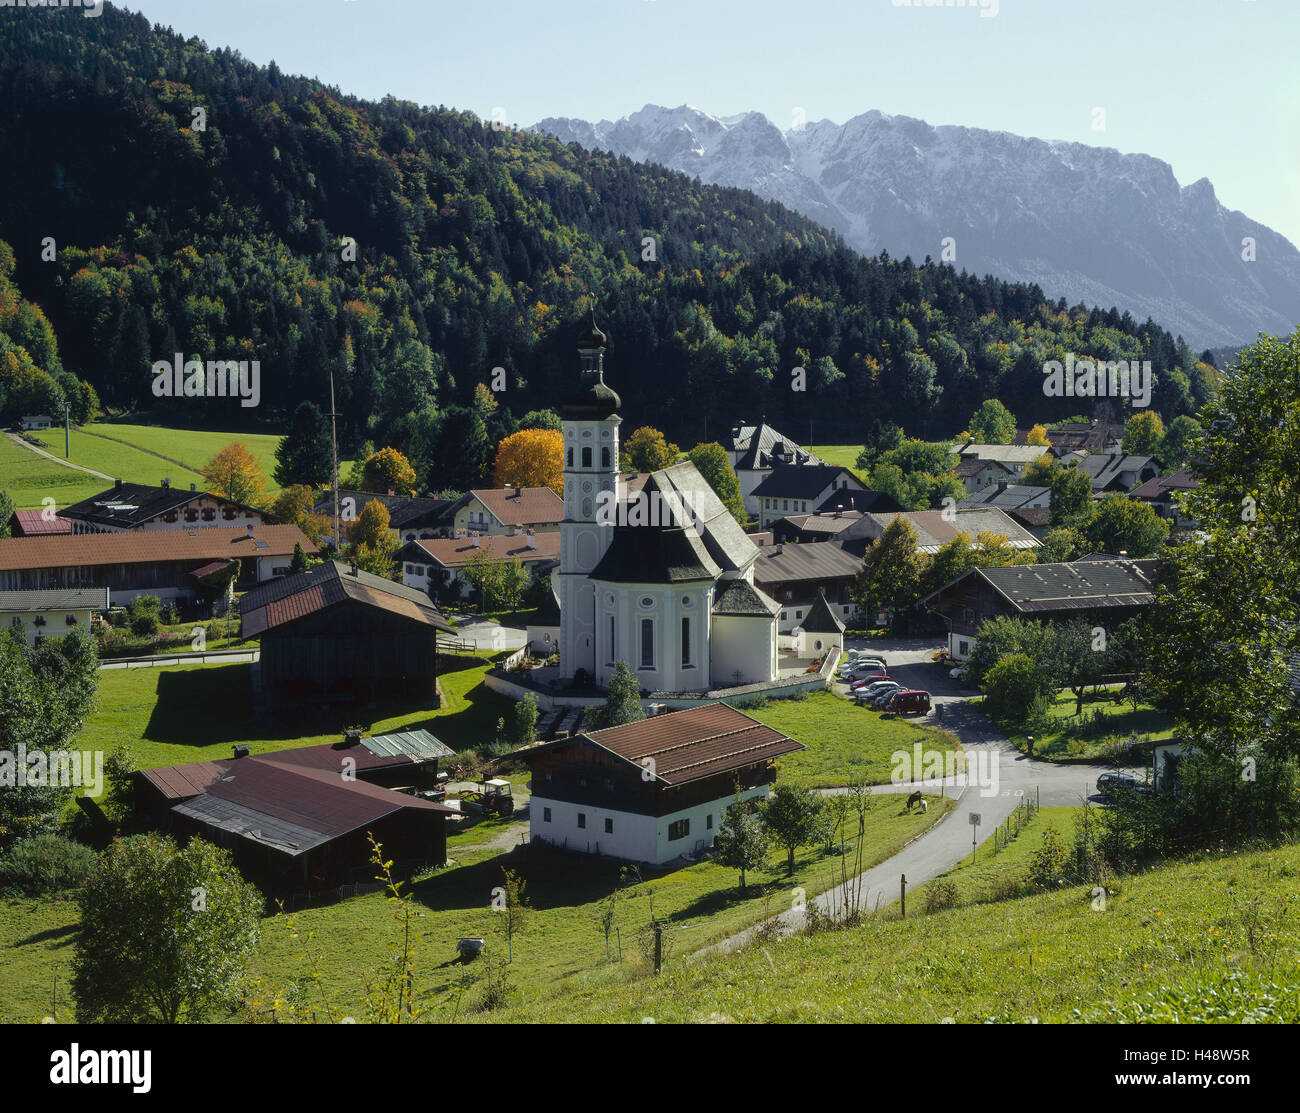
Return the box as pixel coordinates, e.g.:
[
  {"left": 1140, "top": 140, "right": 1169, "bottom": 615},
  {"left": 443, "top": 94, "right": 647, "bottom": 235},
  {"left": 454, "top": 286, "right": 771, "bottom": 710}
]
[{"left": 0, "top": 5, "right": 1214, "bottom": 475}]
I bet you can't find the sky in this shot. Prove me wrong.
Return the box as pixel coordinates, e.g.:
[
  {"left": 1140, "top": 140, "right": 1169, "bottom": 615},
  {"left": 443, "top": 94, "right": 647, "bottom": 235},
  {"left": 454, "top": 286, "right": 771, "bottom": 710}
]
[{"left": 120, "top": 0, "right": 1300, "bottom": 246}]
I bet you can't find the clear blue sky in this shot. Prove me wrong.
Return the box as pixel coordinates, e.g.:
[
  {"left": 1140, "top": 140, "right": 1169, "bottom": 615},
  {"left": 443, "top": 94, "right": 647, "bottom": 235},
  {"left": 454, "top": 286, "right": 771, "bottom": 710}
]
[{"left": 123, "top": 0, "right": 1300, "bottom": 245}]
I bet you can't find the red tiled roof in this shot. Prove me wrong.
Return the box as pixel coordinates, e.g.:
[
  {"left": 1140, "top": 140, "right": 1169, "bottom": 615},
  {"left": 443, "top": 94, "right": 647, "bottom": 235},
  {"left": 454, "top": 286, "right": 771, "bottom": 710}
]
[
  {"left": 0, "top": 525, "right": 315, "bottom": 572},
  {"left": 584, "top": 702, "right": 805, "bottom": 787},
  {"left": 468, "top": 486, "right": 563, "bottom": 527},
  {"left": 406, "top": 531, "right": 560, "bottom": 569},
  {"left": 12, "top": 510, "right": 72, "bottom": 536}
]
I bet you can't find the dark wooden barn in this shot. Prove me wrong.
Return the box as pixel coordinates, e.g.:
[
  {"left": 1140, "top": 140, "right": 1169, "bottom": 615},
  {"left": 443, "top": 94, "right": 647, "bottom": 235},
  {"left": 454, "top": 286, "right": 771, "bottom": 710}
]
[{"left": 240, "top": 560, "right": 454, "bottom": 712}]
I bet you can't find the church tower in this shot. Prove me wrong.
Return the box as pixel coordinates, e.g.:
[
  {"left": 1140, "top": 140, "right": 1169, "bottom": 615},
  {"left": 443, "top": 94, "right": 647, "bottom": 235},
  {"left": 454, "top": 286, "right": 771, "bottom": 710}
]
[{"left": 558, "top": 317, "right": 621, "bottom": 680}]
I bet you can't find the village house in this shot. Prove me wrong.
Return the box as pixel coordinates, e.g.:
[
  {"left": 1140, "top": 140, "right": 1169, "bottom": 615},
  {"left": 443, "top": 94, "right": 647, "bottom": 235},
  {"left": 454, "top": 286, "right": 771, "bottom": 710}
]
[
  {"left": 723, "top": 421, "right": 825, "bottom": 517},
  {"left": 240, "top": 559, "right": 453, "bottom": 712},
  {"left": 1074, "top": 452, "right": 1159, "bottom": 494},
  {"left": 921, "top": 556, "right": 1157, "bottom": 660},
  {"left": 1129, "top": 469, "right": 1200, "bottom": 528},
  {"left": 813, "top": 488, "right": 904, "bottom": 515},
  {"left": 751, "top": 463, "right": 866, "bottom": 529},
  {"left": 752, "top": 539, "right": 863, "bottom": 633},
  {"left": 397, "top": 529, "right": 560, "bottom": 601},
  {"left": 1013, "top": 420, "right": 1124, "bottom": 454},
  {"left": 451, "top": 485, "right": 563, "bottom": 537},
  {"left": 60, "top": 479, "right": 278, "bottom": 535},
  {"left": 958, "top": 482, "right": 1052, "bottom": 513},
  {"left": 0, "top": 524, "right": 313, "bottom": 604},
  {"left": 19, "top": 415, "right": 52, "bottom": 431},
  {"left": 0, "top": 587, "right": 109, "bottom": 647},
  {"left": 954, "top": 455, "right": 1015, "bottom": 495},
  {"left": 135, "top": 729, "right": 456, "bottom": 888},
  {"left": 514, "top": 701, "right": 805, "bottom": 865},
  {"left": 836, "top": 507, "right": 1042, "bottom": 557},
  {"left": 771, "top": 507, "right": 864, "bottom": 545},
  {"left": 953, "top": 443, "right": 1054, "bottom": 479},
  {"left": 314, "top": 489, "right": 457, "bottom": 542}
]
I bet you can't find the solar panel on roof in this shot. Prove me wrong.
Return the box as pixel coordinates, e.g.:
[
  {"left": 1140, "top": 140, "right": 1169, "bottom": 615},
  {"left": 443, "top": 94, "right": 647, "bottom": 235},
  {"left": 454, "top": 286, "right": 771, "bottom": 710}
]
[{"left": 255, "top": 540, "right": 268, "bottom": 549}]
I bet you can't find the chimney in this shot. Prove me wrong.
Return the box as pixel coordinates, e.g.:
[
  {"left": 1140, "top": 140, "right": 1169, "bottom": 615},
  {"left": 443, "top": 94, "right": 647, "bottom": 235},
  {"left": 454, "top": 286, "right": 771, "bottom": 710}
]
[
  {"left": 997, "top": 481, "right": 1007, "bottom": 493},
  {"left": 161, "top": 477, "right": 170, "bottom": 489},
  {"left": 472, "top": 532, "right": 480, "bottom": 548},
  {"left": 526, "top": 529, "right": 535, "bottom": 549},
  {"left": 190, "top": 482, "right": 196, "bottom": 492},
  {"left": 343, "top": 727, "right": 362, "bottom": 747},
  {"left": 350, "top": 559, "right": 359, "bottom": 576},
  {"left": 387, "top": 488, "right": 395, "bottom": 497},
  {"left": 246, "top": 524, "right": 255, "bottom": 538},
  {"left": 232, "top": 743, "right": 250, "bottom": 759},
  {"left": 114, "top": 478, "right": 123, "bottom": 490}
]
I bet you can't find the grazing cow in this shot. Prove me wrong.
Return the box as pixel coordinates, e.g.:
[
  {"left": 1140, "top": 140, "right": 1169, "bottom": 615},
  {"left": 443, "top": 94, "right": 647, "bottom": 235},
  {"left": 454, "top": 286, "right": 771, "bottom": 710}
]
[{"left": 906, "top": 790, "right": 923, "bottom": 810}]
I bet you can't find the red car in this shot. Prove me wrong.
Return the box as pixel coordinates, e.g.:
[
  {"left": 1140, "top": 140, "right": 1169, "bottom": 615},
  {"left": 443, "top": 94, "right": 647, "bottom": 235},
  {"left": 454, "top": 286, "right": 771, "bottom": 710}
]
[{"left": 849, "top": 673, "right": 891, "bottom": 690}]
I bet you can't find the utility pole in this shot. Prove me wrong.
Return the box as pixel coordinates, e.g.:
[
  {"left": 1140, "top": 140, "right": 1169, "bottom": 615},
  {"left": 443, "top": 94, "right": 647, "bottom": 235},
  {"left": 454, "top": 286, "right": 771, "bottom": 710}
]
[
  {"left": 63, "top": 401, "right": 70, "bottom": 459},
  {"left": 328, "top": 372, "right": 341, "bottom": 552}
]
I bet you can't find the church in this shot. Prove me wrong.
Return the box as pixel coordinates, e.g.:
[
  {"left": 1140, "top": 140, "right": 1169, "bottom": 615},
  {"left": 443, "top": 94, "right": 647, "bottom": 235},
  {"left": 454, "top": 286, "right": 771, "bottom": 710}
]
[{"left": 556, "top": 320, "right": 781, "bottom": 694}]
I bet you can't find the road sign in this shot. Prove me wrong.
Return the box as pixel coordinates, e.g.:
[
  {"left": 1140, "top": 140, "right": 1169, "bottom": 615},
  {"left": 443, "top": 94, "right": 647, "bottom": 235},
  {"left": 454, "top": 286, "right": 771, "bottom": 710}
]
[{"left": 968, "top": 812, "right": 981, "bottom": 826}]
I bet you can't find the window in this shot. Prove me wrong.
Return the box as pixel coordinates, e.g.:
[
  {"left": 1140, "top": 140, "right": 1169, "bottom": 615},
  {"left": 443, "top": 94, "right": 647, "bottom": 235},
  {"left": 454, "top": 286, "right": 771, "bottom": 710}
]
[
  {"left": 567, "top": 447, "right": 574, "bottom": 467},
  {"left": 668, "top": 818, "right": 690, "bottom": 841},
  {"left": 544, "top": 770, "right": 553, "bottom": 782},
  {"left": 607, "top": 615, "right": 615, "bottom": 664},
  {"left": 604, "top": 817, "right": 613, "bottom": 834},
  {"left": 640, "top": 618, "right": 654, "bottom": 669},
  {"left": 582, "top": 446, "right": 592, "bottom": 468},
  {"left": 681, "top": 615, "right": 691, "bottom": 667},
  {"left": 958, "top": 640, "right": 970, "bottom": 656},
  {"left": 577, "top": 813, "right": 586, "bottom": 829},
  {"left": 601, "top": 447, "right": 611, "bottom": 468},
  {"left": 706, "top": 814, "right": 713, "bottom": 830},
  {"left": 780, "top": 611, "right": 788, "bottom": 621},
  {"left": 185, "top": 509, "right": 198, "bottom": 523},
  {"left": 604, "top": 777, "right": 614, "bottom": 793},
  {"left": 543, "top": 807, "right": 552, "bottom": 823},
  {"left": 222, "top": 508, "right": 236, "bottom": 520}
]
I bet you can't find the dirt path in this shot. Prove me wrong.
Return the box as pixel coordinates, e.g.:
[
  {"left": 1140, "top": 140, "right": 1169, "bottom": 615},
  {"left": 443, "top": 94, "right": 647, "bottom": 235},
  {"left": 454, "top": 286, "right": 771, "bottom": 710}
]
[{"left": 4, "top": 431, "right": 112, "bottom": 479}]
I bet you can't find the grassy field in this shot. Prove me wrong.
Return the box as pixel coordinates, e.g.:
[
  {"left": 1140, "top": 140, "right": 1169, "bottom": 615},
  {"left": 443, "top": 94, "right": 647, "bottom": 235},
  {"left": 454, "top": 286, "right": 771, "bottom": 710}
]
[
  {"left": 809, "top": 444, "right": 868, "bottom": 483},
  {"left": 985, "top": 690, "right": 1177, "bottom": 762},
  {"left": 494, "top": 831, "right": 1300, "bottom": 1023},
  {"left": 747, "top": 691, "right": 961, "bottom": 788},
  {"left": 76, "top": 650, "right": 516, "bottom": 774},
  {"left": 0, "top": 790, "right": 951, "bottom": 1023},
  {"left": 0, "top": 433, "right": 112, "bottom": 509}
]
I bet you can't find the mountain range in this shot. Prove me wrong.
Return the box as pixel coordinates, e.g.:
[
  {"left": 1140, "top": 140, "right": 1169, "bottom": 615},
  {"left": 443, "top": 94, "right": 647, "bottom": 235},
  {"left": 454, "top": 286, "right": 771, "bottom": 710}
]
[{"left": 532, "top": 105, "right": 1300, "bottom": 349}]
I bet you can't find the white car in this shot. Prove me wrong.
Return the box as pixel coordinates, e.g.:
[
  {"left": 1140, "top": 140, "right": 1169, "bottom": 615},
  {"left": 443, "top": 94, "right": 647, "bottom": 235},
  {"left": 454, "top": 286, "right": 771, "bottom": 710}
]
[
  {"left": 855, "top": 680, "right": 899, "bottom": 701},
  {"left": 949, "top": 666, "right": 967, "bottom": 680}
]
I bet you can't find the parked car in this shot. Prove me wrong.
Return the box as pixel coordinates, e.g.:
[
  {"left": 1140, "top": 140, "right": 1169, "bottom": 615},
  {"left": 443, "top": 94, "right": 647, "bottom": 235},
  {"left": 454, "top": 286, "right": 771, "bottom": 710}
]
[
  {"left": 856, "top": 679, "right": 898, "bottom": 698},
  {"left": 856, "top": 681, "right": 900, "bottom": 704},
  {"left": 868, "top": 687, "right": 902, "bottom": 709},
  {"left": 949, "top": 666, "right": 967, "bottom": 680},
  {"left": 849, "top": 672, "right": 891, "bottom": 690},
  {"left": 1097, "top": 771, "right": 1151, "bottom": 799},
  {"left": 846, "top": 653, "right": 887, "bottom": 668},
  {"left": 841, "top": 661, "right": 887, "bottom": 680},
  {"left": 883, "top": 689, "right": 931, "bottom": 716}
]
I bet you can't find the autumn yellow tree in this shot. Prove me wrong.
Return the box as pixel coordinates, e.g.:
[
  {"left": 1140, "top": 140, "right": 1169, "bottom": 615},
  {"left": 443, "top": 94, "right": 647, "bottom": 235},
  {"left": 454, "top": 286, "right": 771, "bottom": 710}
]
[
  {"left": 360, "top": 446, "right": 417, "bottom": 496},
  {"left": 271, "top": 484, "right": 330, "bottom": 544},
  {"left": 1026, "top": 423, "right": 1051, "bottom": 446},
  {"left": 621, "top": 426, "right": 679, "bottom": 472},
  {"left": 346, "top": 499, "right": 399, "bottom": 579},
  {"left": 202, "top": 442, "right": 266, "bottom": 506},
  {"left": 492, "top": 428, "right": 563, "bottom": 494}
]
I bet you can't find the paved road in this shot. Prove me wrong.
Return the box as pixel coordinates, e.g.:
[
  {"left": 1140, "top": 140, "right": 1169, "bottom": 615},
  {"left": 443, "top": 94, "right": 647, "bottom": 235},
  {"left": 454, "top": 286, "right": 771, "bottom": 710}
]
[{"left": 698, "top": 636, "right": 1135, "bottom": 956}]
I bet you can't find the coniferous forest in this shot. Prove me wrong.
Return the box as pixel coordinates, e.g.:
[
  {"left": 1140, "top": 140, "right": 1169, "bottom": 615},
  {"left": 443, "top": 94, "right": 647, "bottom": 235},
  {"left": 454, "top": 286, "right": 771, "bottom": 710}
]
[{"left": 0, "top": 5, "right": 1215, "bottom": 477}]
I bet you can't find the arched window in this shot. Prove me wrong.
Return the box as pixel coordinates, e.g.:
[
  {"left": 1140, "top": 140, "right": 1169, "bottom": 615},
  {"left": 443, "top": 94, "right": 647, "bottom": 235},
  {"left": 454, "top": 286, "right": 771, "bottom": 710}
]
[
  {"left": 582, "top": 446, "right": 592, "bottom": 468},
  {"left": 601, "top": 447, "right": 611, "bottom": 468},
  {"left": 567, "top": 447, "right": 574, "bottom": 467}
]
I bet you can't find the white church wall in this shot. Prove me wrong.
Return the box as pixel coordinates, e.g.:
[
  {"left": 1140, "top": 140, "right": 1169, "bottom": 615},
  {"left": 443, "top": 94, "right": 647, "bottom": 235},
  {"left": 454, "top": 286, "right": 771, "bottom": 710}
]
[{"left": 710, "top": 614, "right": 777, "bottom": 687}]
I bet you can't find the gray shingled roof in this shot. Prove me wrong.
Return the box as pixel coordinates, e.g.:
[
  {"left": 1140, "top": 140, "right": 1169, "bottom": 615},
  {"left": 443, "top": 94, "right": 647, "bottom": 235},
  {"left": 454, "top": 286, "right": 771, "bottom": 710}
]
[
  {"left": 712, "top": 579, "right": 781, "bottom": 617},
  {"left": 752, "top": 464, "right": 861, "bottom": 501},
  {"left": 0, "top": 587, "right": 110, "bottom": 613},
  {"left": 800, "top": 591, "right": 846, "bottom": 634}
]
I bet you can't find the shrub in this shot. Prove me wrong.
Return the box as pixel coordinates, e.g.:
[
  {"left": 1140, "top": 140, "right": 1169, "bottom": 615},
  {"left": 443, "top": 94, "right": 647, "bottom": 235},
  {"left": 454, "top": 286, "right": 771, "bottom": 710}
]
[
  {"left": 130, "top": 612, "right": 160, "bottom": 637},
  {"left": 923, "top": 878, "right": 959, "bottom": 914},
  {"left": 983, "top": 653, "right": 1054, "bottom": 723},
  {"left": 0, "top": 834, "right": 99, "bottom": 896},
  {"left": 1028, "top": 824, "right": 1069, "bottom": 888}
]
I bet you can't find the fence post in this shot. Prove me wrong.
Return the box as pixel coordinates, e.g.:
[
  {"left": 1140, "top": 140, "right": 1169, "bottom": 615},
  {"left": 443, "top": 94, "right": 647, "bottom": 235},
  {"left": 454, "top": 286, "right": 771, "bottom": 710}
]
[
  {"left": 653, "top": 923, "right": 662, "bottom": 975},
  {"left": 900, "top": 873, "right": 907, "bottom": 919}
]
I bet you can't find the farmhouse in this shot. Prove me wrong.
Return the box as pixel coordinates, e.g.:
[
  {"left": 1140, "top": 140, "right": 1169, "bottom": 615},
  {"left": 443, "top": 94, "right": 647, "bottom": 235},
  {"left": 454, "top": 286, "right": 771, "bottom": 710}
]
[
  {"left": 751, "top": 463, "right": 865, "bottom": 529},
  {"left": 61, "top": 479, "right": 278, "bottom": 534},
  {"left": 958, "top": 483, "right": 1051, "bottom": 512},
  {"left": 136, "top": 730, "right": 456, "bottom": 887},
  {"left": 921, "top": 556, "right": 1158, "bottom": 660},
  {"left": 0, "top": 524, "right": 313, "bottom": 604},
  {"left": 0, "top": 587, "right": 109, "bottom": 646},
  {"left": 515, "top": 701, "right": 805, "bottom": 865},
  {"left": 724, "top": 421, "right": 825, "bottom": 517},
  {"left": 954, "top": 443, "right": 1053, "bottom": 478},
  {"left": 1130, "top": 468, "right": 1199, "bottom": 528},
  {"left": 398, "top": 530, "right": 560, "bottom": 601},
  {"left": 954, "top": 455, "right": 1015, "bottom": 494},
  {"left": 1075, "top": 452, "right": 1159, "bottom": 494},
  {"left": 771, "top": 508, "right": 863, "bottom": 545},
  {"left": 19, "top": 415, "right": 52, "bottom": 430},
  {"left": 451, "top": 485, "right": 563, "bottom": 537},
  {"left": 241, "top": 559, "right": 453, "bottom": 711},
  {"left": 752, "top": 540, "right": 862, "bottom": 633}
]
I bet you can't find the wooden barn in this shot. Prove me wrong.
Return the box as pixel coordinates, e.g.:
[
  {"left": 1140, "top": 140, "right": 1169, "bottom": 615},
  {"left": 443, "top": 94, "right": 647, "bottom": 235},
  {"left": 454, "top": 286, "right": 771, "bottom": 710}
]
[{"left": 240, "top": 560, "right": 454, "bottom": 712}]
